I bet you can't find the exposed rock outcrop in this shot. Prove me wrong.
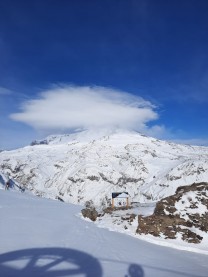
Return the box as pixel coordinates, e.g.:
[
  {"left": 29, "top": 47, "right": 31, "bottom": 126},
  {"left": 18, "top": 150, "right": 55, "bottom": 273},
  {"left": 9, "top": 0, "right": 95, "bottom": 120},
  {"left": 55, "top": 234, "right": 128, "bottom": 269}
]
[
  {"left": 81, "top": 207, "right": 99, "bottom": 221},
  {"left": 136, "top": 182, "right": 208, "bottom": 243}
]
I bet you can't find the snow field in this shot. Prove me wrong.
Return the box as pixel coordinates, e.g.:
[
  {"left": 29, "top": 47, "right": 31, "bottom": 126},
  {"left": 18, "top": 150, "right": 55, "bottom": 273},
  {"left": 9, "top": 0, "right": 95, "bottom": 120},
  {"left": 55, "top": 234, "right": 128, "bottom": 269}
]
[{"left": 1, "top": 189, "right": 208, "bottom": 277}]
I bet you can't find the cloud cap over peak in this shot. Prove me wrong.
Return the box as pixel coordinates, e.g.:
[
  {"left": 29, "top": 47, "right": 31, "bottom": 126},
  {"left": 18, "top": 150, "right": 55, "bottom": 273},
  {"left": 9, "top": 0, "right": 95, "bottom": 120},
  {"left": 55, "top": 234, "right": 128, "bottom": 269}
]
[{"left": 10, "top": 85, "right": 159, "bottom": 133}]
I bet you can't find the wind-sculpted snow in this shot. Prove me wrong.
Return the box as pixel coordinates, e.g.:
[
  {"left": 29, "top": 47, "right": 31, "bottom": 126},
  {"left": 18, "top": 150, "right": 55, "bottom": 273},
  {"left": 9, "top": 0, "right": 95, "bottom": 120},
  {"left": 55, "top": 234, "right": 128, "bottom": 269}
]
[{"left": 0, "top": 130, "right": 208, "bottom": 206}]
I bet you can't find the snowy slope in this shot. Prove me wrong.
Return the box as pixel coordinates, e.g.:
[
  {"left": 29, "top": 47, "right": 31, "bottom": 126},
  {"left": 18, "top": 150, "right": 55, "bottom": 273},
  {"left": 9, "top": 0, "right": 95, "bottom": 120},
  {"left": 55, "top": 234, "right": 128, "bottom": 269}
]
[
  {"left": 0, "top": 130, "right": 208, "bottom": 206},
  {"left": 0, "top": 189, "right": 208, "bottom": 277}
]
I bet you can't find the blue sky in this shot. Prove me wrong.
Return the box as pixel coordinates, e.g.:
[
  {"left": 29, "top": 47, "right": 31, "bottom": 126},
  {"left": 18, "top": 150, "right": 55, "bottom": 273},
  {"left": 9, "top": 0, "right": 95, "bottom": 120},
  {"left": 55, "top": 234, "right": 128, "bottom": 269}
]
[{"left": 0, "top": 0, "right": 208, "bottom": 149}]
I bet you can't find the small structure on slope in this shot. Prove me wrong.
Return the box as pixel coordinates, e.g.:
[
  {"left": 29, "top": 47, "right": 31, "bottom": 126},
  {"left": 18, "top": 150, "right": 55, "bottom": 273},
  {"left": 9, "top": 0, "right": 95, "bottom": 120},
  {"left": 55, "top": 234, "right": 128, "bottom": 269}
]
[{"left": 112, "top": 192, "right": 129, "bottom": 208}]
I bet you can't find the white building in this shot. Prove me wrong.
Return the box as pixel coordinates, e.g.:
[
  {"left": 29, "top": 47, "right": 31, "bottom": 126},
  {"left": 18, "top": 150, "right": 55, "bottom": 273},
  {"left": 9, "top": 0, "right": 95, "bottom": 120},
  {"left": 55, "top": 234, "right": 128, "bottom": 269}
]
[{"left": 111, "top": 192, "right": 129, "bottom": 208}]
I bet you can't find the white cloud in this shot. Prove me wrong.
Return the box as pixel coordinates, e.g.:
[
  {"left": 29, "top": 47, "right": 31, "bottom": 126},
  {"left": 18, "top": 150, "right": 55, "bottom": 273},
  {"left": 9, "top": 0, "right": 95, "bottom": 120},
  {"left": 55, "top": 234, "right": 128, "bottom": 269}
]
[{"left": 10, "top": 85, "right": 160, "bottom": 133}]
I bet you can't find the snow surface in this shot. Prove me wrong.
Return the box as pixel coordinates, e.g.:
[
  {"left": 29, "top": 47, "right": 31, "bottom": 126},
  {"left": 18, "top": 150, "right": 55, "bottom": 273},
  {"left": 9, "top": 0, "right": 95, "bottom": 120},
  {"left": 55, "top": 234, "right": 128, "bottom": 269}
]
[
  {"left": 0, "top": 189, "right": 208, "bottom": 277},
  {"left": 175, "top": 191, "right": 207, "bottom": 219}
]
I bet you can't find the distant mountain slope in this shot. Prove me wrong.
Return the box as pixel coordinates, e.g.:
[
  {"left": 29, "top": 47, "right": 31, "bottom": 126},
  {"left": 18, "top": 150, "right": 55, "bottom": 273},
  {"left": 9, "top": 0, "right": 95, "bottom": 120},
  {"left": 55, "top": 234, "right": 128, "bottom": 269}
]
[{"left": 0, "top": 130, "right": 208, "bottom": 205}]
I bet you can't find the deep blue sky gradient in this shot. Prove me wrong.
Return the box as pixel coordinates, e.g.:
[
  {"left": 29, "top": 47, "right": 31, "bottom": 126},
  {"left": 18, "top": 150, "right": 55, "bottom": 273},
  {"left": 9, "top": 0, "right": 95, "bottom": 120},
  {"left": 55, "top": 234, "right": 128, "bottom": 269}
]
[{"left": 0, "top": 0, "right": 208, "bottom": 149}]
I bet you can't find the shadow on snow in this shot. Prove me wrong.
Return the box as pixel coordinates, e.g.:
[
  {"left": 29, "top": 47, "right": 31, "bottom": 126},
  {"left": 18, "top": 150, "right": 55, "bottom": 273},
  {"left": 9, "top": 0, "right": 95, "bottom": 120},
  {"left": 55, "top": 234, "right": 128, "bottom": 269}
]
[
  {"left": 0, "top": 247, "right": 146, "bottom": 277},
  {"left": 0, "top": 247, "right": 102, "bottom": 277}
]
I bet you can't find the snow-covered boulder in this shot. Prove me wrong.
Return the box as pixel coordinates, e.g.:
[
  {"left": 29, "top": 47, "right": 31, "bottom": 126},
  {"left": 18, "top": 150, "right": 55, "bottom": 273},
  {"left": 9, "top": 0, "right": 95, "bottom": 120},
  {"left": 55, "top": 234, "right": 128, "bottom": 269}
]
[{"left": 137, "top": 182, "right": 208, "bottom": 243}]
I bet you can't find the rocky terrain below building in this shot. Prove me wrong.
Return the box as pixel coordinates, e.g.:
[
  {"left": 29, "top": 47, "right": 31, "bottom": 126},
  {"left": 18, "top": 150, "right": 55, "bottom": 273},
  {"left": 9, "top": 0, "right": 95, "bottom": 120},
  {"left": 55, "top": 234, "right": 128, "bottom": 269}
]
[
  {"left": 82, "top": 182, "right": 208, "bottom": 251},
  {"left": 136, "top": 182, "right": 208, "bottom": 243}
]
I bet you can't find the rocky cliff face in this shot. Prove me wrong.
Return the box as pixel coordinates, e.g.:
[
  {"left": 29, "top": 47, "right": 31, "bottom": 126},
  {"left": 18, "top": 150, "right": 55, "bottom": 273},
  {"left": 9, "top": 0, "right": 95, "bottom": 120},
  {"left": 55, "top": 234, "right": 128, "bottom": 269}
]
[
  {"left": 137, "top": 182, "right": 208, "bottom": 243},
  {"left": 0, "top": 130, "right": 208, "bottom": 206}
]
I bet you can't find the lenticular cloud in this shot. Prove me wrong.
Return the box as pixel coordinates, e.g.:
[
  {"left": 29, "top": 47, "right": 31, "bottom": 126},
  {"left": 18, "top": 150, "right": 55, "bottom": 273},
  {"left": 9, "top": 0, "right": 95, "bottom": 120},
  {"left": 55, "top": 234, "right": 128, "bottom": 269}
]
[{"left": 10, "top": 85, "right": 159, "bottom": 133}]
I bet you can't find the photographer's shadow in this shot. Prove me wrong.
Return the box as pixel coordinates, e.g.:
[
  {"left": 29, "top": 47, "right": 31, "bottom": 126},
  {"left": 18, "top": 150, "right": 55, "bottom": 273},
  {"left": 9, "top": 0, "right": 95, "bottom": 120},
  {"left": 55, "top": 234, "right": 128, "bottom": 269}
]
[{"left": 0, "top": 247, "right": 102, "bottom": 277}]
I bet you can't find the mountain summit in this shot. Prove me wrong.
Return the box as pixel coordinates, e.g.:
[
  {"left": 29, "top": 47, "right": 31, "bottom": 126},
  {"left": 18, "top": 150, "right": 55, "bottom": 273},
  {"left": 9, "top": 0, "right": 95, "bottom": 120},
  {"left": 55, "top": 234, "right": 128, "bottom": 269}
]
[{"left": 0, "top": 130, "right": 208, "bottom": 205}]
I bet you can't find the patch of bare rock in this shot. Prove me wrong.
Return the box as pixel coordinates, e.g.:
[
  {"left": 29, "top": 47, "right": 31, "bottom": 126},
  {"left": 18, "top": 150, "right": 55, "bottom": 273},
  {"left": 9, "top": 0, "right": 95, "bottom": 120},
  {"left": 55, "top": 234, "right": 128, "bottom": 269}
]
[
  {"left": 81, "top": 200, "right": 99, "bottom": 221},
  {"left": 136, "top": 182, "right": 208, "bottom": 243},
  {"left": 81, "top": 200, "right": 135, "bottom": 223}
]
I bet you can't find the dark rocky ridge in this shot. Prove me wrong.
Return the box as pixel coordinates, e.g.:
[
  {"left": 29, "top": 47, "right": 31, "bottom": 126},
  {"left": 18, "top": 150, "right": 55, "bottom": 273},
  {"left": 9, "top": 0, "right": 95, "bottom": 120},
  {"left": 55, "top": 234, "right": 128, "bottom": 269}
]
[{"left": 136, "top": 182, "right": 208, "bottom": 243}]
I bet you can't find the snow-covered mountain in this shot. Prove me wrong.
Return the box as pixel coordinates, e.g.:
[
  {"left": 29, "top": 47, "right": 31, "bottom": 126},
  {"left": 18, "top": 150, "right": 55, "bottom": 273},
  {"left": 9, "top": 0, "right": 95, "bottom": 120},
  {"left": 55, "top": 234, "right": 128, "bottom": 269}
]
[{"left": 0, "top": 129, "right": 208, "bottom": 206}]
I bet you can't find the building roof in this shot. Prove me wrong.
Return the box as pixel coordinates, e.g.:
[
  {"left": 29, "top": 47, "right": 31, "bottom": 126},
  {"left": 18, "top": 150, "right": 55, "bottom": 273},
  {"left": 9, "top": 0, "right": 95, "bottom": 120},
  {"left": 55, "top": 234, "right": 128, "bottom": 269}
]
[{"left": 112, "top": 192, "right": 129, "bottom": 199}]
